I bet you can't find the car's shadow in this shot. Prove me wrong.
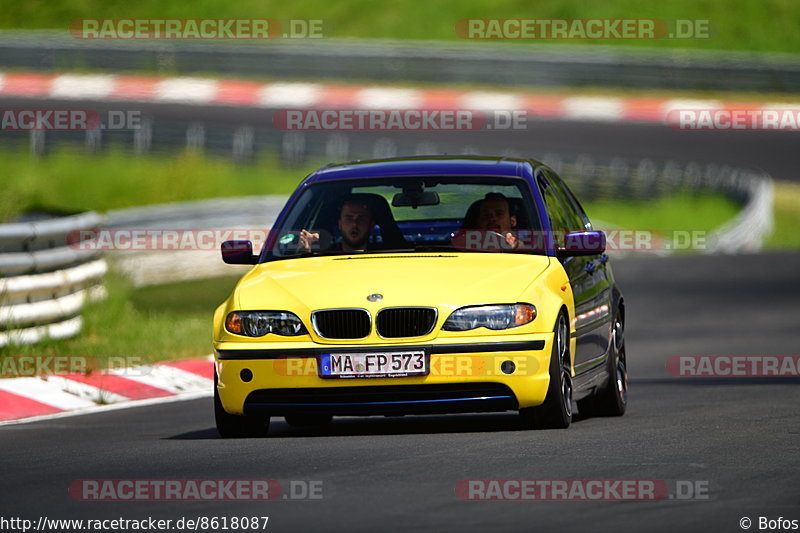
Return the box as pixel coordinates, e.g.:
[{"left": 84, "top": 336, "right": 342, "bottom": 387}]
[
  {"left": 167, "top": 412, "right": 591, "bottom": 440},
  {"left": 167, "top": 377, "right": 800, "bottom": 440}
]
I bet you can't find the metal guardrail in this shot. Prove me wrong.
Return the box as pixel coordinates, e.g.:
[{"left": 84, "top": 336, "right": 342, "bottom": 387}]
[
  {"left": 0, "top": 212, "right": 107, "bottom": 347},
  {"left": 706, "top": 177, "right": 774, "bottom": 253},
  {"left": 549, "top": 157, "right": 775, "bottom": 254},
  {"left": 1, "top": 31, "right": 800, "bottom": 92},
  {"left": 105, "top": 197, "right": 284, "bottom": 287}
]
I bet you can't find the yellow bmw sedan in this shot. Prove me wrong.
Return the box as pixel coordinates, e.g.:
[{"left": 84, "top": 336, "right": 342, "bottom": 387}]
[{"left": 213, "top": 156, "right": 626, "bottom": 437}]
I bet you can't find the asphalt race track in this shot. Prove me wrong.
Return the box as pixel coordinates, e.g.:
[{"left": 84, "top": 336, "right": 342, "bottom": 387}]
[
  {"left": 1, "top": 252, "right": 798, "bottom": 532},
  {"left": 1, "top": 95, "right": 798, "bottom": 532}
]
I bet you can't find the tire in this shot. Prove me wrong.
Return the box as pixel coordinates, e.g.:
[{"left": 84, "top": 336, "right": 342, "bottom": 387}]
[
  {"left": 284, "top": 414, "right": 333, "bottom": 427},
  {"left": 577, "top": 311, "right": 627, "bottom": 418},
  {"left": 520, "top": 312, "right": 572, "bottom": 429},
  {"left": 214, "top": 373, "right": 270, "bottom": 438}
]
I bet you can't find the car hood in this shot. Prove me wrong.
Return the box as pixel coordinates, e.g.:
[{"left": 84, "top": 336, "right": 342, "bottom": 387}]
[{"left": 236, "top": 253, "right": 551, "bottom": 311}]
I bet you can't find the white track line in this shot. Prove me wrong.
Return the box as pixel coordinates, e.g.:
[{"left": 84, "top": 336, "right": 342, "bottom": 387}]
[
  {"left": 0, "top": 390, "right": 212, "bottom": 427},
  {"left": 109, "top": 364, "right": 213, "bottom": 394},
  {"left": 258, "top": 82, "right": 321, "bottom": 107},
  {"left": 38, "top": 375, "right": 130, "bottom": 405},
  {"left": 661, "top": 99, "right": 723, "bottom": 114},
  {"left": 0, "top": 377, "right": 98, "bottom": 410},
  {"left": 562, "top": 96, "right": 625, "bottom": 121},
  {"left": 155, "top": 78, "right": 219, "bottom": 103},
  {"left": 51, "top": 75, "right": 115, "bottom": 99},
  {"left": 356, "top": 87, "right": 422, "bottom": 109},
  {"left": 460, "top": 91, "right": 522, "bottom": 111}
]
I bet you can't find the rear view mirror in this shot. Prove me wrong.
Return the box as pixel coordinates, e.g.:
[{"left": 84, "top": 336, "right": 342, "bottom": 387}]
[
  {"left": 392, "top": 191, "right": 440, "bottom": 208},
  {"left": 560, "top": 230, "right": 606, "bottom": 256},
  {"left": 221, "top": 240, "right": 257, "bottom": 264}
]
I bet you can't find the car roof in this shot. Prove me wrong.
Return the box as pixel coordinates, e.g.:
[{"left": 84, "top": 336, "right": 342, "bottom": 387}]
[{"left": 302, "top": 156, "right": 542, "bottom": 184}]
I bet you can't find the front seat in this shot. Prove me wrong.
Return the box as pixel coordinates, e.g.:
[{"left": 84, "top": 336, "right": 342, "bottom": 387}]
[{"left": 345, "top": 193, "right": 409, "bottom": 249}]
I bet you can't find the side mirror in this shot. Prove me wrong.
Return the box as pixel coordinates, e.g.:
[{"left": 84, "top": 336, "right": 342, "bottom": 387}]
[
  {"left": 560, "top": 230, "right": 606, "bottom": 256},
  {"left": 221, "top": 240, "right": 257, "bottom": 264}
]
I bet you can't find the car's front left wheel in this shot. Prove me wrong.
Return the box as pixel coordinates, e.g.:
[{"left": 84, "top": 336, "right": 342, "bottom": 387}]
[
  {"left": 214, "top": 374, "right": 270, "bottom": 438},
  {"left": 577, "top": 310, "right": 627, "bottom": 418},
  {"left": 520, "top": 312, "right": 572, "bottom": 429}
]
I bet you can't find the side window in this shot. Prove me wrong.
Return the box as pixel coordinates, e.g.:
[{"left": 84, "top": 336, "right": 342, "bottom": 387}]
[
  {"left": 537, "top": 175, "right": 571, "bottom": 248},
  {"left": 563, "top": 187, "right": 592, "bottom": 230},
  {"left": 556, "top": 177, "right": 592, "bottom": 230},
  {"left": 542, "top": 169, "right": 587, "bottom": 231}
]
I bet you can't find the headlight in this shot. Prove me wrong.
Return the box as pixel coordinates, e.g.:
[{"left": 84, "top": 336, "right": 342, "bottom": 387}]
[
  {"left": 442, "top": 304, "right": 536, "bottom": 331},
  {"left": 225, "top": 311, "right": 307, "bottom": 337}
]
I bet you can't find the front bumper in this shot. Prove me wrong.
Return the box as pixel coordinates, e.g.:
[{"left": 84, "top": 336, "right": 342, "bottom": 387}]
[{"left": 214, "top": 334, "right": 554, "bottom": 416}]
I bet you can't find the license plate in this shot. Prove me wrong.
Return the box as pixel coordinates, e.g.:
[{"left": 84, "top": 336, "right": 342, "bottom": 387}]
[{"left": 318, "top": 351, "right": 427, "bottom": 379}]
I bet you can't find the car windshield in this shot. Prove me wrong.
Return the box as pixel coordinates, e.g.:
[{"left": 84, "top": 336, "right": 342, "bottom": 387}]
[{"left": 264, "top": 175, "right": 544, "bottom": 260}]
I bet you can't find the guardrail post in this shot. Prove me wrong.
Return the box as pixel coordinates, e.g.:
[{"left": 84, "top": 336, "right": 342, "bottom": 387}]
[
  {"left": 280, "top": 132, "right": 306, "bottom": 165},
  {"left": 85, "top": 127, "right": 102, "bottom": 153},
  {"left": 29, "top": 129, "right": 45, "bottom": 157},
  {"left": 134, "top": 118, "right": 153, "bottom": 154},
  {"left": 636, "top": 159, "right": 658, "bottom": 200},
  {"left": 372, "top": 138, "right": 398, "bottom": 158},
  {"left": 325, "top": 134, "right": 349, "bottom": 161},
  {"left": 232, "top": 125, "right": 255, "bottom": 163},
  {"left": 185, "top": 122, "right": 206, "bottom": 151}
]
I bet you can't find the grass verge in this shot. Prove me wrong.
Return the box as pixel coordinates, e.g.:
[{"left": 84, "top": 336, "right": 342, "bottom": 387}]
[
  {"left": 0, "top": 148, "right": 316, "bottom": 222},
  {"left": 584, "top": 192, "right": 741, "bottom": 233},
  {"left": 1, "top": 147, "right": 745, "bottom": 230},
  {"left": 0, "top": 272, "right": 240, "bottom": 367},
  {"left": 2, "top": 0, "right": 800, "bottom": 53}
]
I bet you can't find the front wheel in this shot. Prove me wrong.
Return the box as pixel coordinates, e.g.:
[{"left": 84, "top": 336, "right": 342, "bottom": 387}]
[
  {"left": 520, "top": 312, "right": 572, "bottom": 429},
  {"left": 577, "top": 312, "right": 627, "bottom": 417},
  {"left": 214, "top": 374, "right": 270, "bottom": 438}
]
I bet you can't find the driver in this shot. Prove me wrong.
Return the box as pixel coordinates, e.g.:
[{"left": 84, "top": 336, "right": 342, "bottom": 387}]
[
  {"left": 297, "top": 197, "right": 376, "bottom": 253},
  {"left": 475, "top": 192, "right": 519, "bottom": 249}
]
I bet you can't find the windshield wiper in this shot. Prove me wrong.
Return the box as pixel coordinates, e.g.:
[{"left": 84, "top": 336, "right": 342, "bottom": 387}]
[{"left": 279, "top": 247, "right": 418, "bottom": 258}]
